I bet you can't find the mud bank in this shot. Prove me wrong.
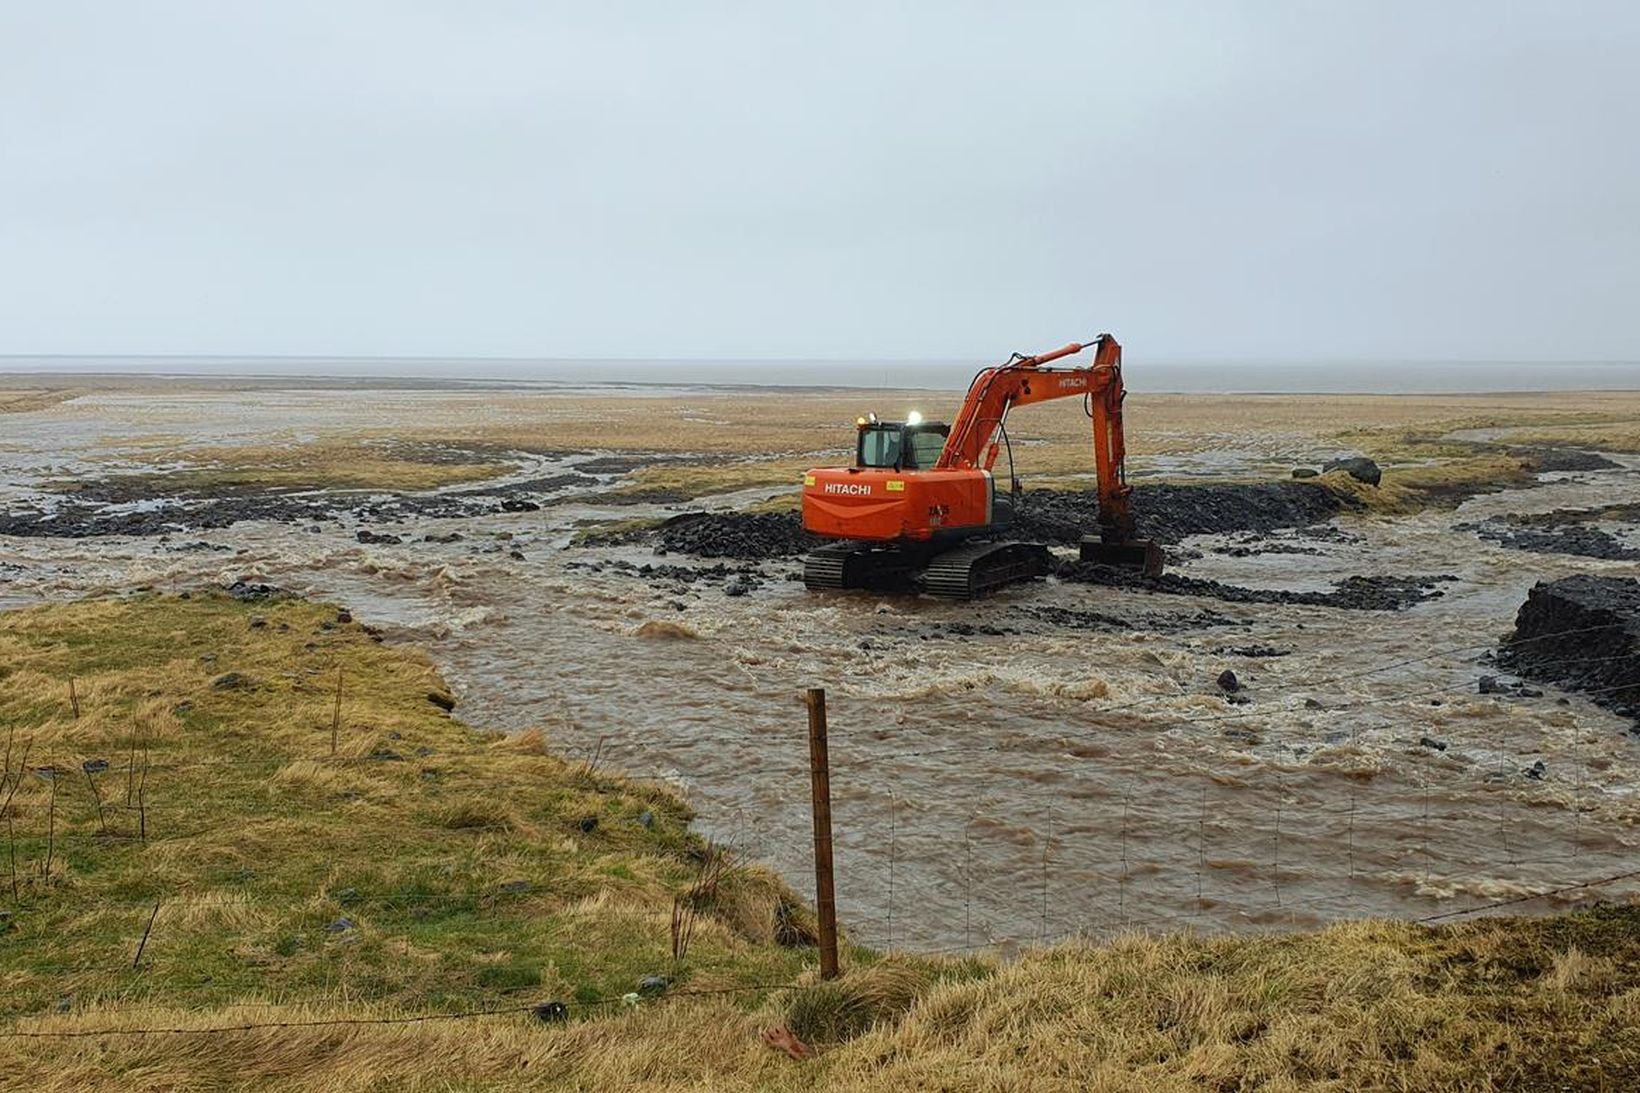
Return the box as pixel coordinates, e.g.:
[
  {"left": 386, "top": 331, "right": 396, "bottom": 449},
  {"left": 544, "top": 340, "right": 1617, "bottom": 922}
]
[
  {"left": 1465, "top": 504, "right": 1640, "bottom": 562},
  {"left": 1502, "top": 575, "right": 1640, "bottom": 728}
]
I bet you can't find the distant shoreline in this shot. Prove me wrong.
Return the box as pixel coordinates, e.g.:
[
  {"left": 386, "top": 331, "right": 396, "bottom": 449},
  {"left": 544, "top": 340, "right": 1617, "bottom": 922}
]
[{"left": 2, "top": 356, "right": 1637, "bottom": 394}]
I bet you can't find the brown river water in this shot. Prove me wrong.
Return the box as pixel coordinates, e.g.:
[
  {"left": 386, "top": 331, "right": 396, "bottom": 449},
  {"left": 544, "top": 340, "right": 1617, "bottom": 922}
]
[{"left": 3, "top": 389, "right": 1639, "bottom": 952}]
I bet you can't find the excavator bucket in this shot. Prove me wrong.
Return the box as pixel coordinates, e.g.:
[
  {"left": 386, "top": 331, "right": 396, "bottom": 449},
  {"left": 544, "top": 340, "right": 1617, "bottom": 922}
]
[{"left": 1079, "top": 536, "right": 1165, "bottom": 577}]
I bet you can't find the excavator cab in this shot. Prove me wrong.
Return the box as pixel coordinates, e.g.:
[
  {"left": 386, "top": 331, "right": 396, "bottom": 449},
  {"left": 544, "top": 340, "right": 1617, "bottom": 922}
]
[{"left": 856, "top": 419, "right": 949, "bottom": 471}]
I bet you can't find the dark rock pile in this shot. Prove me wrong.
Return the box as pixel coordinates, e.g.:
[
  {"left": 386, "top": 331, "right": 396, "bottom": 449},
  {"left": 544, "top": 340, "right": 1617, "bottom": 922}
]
[
  {"left": 1011, "top": 482, "right": 1357, "bottom": 546},
  {"left": 1465, "top": 505, "right": 1640, "bottom": 562},
  {"left": 1500, "top": 575, "right": 1640, "bottom": 727},
  {"left": 0, "top": 473, "right": 598, "bottom": 539},
  {"left": 1053, "top": 563, "right": 1456, "bottom": 611},
  {"left": 653, "top": 511, "right": 823, "bottom": 560},
  {"left": 1513, "top": 448, "right": 1623, "bottom": 473}
]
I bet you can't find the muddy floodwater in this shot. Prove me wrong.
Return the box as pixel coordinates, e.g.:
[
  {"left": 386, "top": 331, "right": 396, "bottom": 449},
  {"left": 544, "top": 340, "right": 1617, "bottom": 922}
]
[{"left": 3, "top": 384, "right": 1639, "bottom": 953}]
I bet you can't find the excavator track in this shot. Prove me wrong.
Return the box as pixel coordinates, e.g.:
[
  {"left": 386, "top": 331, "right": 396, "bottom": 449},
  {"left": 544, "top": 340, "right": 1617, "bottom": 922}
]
[
  {"left": 802, "top": 542, "right": 919, "bottom": 592},
  {"left": 921, "top": 540, "right": 1053, "bottom": 599}
]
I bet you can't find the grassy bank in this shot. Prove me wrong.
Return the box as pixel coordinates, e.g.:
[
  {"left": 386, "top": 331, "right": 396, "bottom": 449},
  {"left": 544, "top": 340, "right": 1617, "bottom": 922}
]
[
  {"left": 3, "top": 594, "right": 1637, "bottom": 1090},
  {"left": 0, "top": 593, "right": 815, "bottom": 1027}
]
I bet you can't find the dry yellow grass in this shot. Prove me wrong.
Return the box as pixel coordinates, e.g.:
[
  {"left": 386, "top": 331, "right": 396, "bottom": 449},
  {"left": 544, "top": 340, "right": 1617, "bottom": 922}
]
[
  {"left": 72, "top": 439, "right": 515, "bottom": 495},
  {"left": 46, "top": 380, "right": 1639, "bottom": 500},
  {"left": 0, "top": 389, "right": 80, "bottom": 414},
  {"left": 6, "top": 910, "right": 1638, "bottom": 1090}
]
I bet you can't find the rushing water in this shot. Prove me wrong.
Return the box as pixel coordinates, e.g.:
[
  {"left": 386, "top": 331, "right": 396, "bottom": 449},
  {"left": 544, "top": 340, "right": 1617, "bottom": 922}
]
[{"left": 2, "top": 389, "right": 1638, "bottom": 953}]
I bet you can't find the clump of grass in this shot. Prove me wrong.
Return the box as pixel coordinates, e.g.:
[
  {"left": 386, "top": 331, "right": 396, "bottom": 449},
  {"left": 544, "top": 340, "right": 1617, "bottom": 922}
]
[
  {"left": 784, "top": 959, "right": 932, "bottom": 1045},
  {"left": 569, "top": 515, "right": 664, "bottom": 546}
]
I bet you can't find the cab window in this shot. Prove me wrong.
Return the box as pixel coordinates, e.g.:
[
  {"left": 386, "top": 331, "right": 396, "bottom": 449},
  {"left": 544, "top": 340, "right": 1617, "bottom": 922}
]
[
  {"left": 858, "top": 426, "right": 902, "bottom": 468},
  {"left": 907, "top": 429, "right": 946, "bottom": 468}
]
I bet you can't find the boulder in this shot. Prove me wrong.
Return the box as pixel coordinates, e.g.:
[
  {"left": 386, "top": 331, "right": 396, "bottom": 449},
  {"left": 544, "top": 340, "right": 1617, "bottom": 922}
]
[
  {"left": 1500, "top": 575, "right": 1640, "bottom": 727},
  {"left": 1322, "top": 456, "right": 1382, "bottom": 487}
]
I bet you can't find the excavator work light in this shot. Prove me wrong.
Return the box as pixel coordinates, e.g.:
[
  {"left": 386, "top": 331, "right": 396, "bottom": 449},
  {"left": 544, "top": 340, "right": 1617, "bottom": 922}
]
[{"left": 906, "top": 411, "right": 924, "bottom": 426}]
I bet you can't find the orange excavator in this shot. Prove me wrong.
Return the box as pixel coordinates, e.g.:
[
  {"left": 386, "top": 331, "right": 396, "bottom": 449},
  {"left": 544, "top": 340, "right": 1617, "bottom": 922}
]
[{"left": 800, "top": 333, "right": 1162, "bottom": 597}]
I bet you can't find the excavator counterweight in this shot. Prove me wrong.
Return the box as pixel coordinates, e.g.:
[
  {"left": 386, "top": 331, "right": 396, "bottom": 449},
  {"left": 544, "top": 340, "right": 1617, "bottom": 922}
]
[{"left": 799, "top": 333, "right": 1162, "bottom": 597}]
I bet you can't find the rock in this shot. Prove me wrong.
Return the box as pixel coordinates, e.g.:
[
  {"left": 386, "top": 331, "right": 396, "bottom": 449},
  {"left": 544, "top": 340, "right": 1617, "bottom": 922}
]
[
  {"left": 81, "top": 758, "right": 110, "bottom": 774},
  {"left": 335, "top": 887, "right": 359, "bottom": 904},
  {"left": 324, "top": 917, "right": 356, "bottom": 933},
  {"left": 724, "top": 575, "right": 755, "bottom": 597},
  {"left": 1216, "top": 669, "right": 1240, "bottom": 693},
  {"left": 637, "top": 974, "right": 669, "bottom": 997},
  {"left": 225, "top": 581, "right": 287, "bottom": 602},
  {"left": 427, "top": 690, "right": 456, "bottom": 711},
  {"left": 509, "top": 549, "right": 527, "bottom": 561},
  {"left": 577, "top": 816, "right": 599, "bottom": 833},
  {"left": 637, "top": 810, "right": 654, "bottom": 828},
  {"left": 498, "top": 879, "right": 532, "bottom": 895},
  {"left": 336, "top": 609, "right": 353, "bottom": 624},
  {"left": 248, "top": 615, "right": 267, "bottom": 629},
  {"left": 1322, "top": 456, "right": 1382, "bottom": 487},
  {"left": 1419, "top": 736, "right": 1447, "bottom": 752},
  {"left": 500, "top": 498, "right": 541, "bottom": 513},
  {"left": 356, "top": 529, "right": 403, "bottom": 545},
  {"left": 369, "top": 748, "right": 403, "bottom": 762},
  {"left": 1291, "top": 467, "right": 1319, "bottom": 479},
  {"left": 532, "top": 1001, "right": 568, "bottom": 1023},
  {"left": 1303, "top": 697, "right": 1324, "bottom": 710},
  {"left": 1478, "top": 675, "right": 1505, "bottom": 694},
  {"left": 1524, "top": 760, "right": 1547, "bottom": 780},
  {"left": 211, "top": 672, "right": 254, "bottom": 691},
  {"left": 1500, "top": 575, "right": 1640, "bottom": 727}
]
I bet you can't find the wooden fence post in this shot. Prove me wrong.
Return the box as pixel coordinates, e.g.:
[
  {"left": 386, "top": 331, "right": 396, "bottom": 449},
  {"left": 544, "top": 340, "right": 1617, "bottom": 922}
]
[{"left": 805, "top": 687, "right": 840, "bottom": 980}]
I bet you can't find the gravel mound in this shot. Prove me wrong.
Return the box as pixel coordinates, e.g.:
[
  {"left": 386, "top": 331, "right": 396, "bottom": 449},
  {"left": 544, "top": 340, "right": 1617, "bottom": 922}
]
[{"left": 1500, "top": 575, "right": 1640, "bottom": 727}]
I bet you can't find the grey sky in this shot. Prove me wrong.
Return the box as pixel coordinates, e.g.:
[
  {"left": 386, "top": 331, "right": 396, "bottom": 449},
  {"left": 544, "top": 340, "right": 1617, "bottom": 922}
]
[{"left": 2, "top": 2, "right": 1637, "bottom": 363}]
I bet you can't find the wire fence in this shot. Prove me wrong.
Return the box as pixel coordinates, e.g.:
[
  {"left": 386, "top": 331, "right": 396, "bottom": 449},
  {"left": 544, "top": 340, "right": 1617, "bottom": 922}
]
[{"left": 0, "top": 630, "right": 1634, "bottom": 1039}]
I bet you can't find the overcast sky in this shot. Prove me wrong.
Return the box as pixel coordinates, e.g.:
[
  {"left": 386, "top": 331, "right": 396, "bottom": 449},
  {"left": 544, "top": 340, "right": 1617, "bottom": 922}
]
[{"left": 2, "top": 2, "right": 1637, "bottom": 363}]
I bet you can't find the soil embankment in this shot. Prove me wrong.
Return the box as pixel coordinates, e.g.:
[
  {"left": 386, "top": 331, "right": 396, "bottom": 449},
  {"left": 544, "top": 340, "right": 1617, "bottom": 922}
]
[{"left": 1502, "top": 575, "right": 1640, "bottom": 728}]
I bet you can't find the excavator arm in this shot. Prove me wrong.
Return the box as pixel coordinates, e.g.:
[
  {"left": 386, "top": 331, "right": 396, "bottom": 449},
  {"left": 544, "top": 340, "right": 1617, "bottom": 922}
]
[{"left": 936, "top": 334, "right": 1146, "bottom": 552}]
